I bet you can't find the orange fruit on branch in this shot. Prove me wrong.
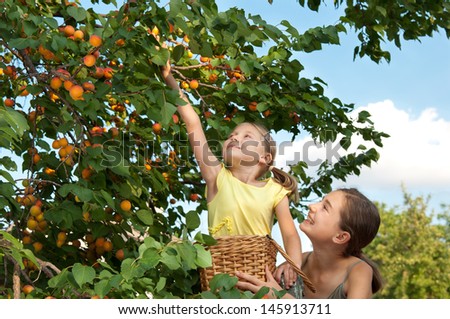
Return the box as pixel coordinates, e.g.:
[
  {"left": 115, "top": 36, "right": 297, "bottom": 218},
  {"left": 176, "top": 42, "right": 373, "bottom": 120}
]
[
  {"left": 63, "top": 25, "right": 75, "bottom": 36},
  {"left": 27, "top": 219, "right": 38, "bottom": 230},
  {"left": 189, "top": 79, "right": 199, "bottom": 89},
  {"left": 120, "top": 199, "right": 132, "bottom": 212},
  {"left": 89, "top": 34, "right": 103, "bottom": 47},
  {"left": 69, "top": 85, "right": 84, "bottom": 100},
  {"left": 4, "top": 98, "right": 15, "bottom": 107},
  {"left": 115, "top": 249, "right": 125, "bottom": 261},
  {"left": 32, "top": 241, "right": 43, "bottom": 252},
  {"left": 22, "top": 285, "right": 34, "bottom": 295},
  {"left": 89, "top": 34, "right": 102, "bottom": 47},
  {"left": 29, "top": 205, "right": 41, "bottom": 217},
  {"left": 152, "top": 122, "right": 162, "bottom": 134},
  {"left": 83, "top": 54, "right": 96, "bottom": 67},
  {"left": 73, "top": 29, "right": 84, "bottom": 41},
  {"left": 50, "top": 77, "right": 63, "bottom": 90},
  {"left": 248, "top": 101, "right": 258, "bottom": 111}
]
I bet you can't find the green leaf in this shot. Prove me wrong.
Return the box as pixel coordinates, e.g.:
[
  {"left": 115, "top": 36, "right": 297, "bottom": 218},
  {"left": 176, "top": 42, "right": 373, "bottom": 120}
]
[
  {"left": 0, "top": 156, "right": 17, "bottom": 170},
  {"left": 45, "top": 201, "right": 81, "bottom": 228},
  {"left": 141, "top": 248, "right": 161, "bottom": 269},
  {"left": 155, "top": 277, "right": 166, "bottom": 292},
  {"left": 142, "top": 236, "right": 162, "bottom": 250},
  {"left": 58, "top": 184, "right": 93, "bottom": 202},
  {"left": 100, "top": 190, "right": 115, "bottom": 209},
  {"left": 172, "top": 45, "right": 185, "bottom": 63},
  {"left": 48, "top": 268, "right": 70, "bottom": 288},
  {"left": 121, "top": 258, "right": 146, "bottom": 281},
  {"left": 151, "top": 49, "right": 170, "bottom": 66},
  {"left": 194, "top": 244, "right": 212, "bottom": 268},
  {"left": 1, "top": 108, "right": 29, "bottom": 138},
  {"left": 185, "top": 211, "right": 200, "bottom": 230},
  {"left": 44, "top": 17, "right": 59, "bottom": 29},
  {"left": 23, "top": 21, "right": 38, "bottom": 36},
  {"left": 67, "top": 6, "right": 87, "bottom": 22},
  {"left": 0, "top": 170, "right": 14, "bottom": 183},
  {"left": 373, "top": 25, "right": 385, "bottom": 33},
  {"left": 94, "top": 279, "right": 111, "bottom": 298},
  {"left": 72, "top": 263, "right": 96, "bottom": 287},
  {"left": 194, "top": 231, "right": 217, "bottom": 245},
  {"left": 8, "top": 38, "right": 31, "bottom": 50},
  {"left": 0, "top": 183, "right": 15, "bottom": 199},
  {"left": 357, "top": 110, "right": 372, "bottom": 123},
  {"left": 176, "top": 242, "right": 197, "bottom": 269},
  {"left": 136, "top": 210, "right": 153, "bottom": 226},
  {"left": 0, "top": 230, "right": 23, "bottom": 250},
  {"left": 161, "top": 102, "right": 178, "bottom": 126},
  {"left": 160, "top": 249, "right": 180, "bottom": 270},
  {"left": 209, "top": 273, "right": 238, "bottom": 291},
  {"left": 110, "top": 161, "right": 130, "bottom": 176}
]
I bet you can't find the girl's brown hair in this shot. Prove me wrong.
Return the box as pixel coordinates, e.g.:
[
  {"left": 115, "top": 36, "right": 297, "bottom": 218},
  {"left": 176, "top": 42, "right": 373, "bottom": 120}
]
[
  {"left": 250, "top": 123, "right": 299, "bottom": 203},
  {"left": 338, "top": 188, "right": 383, "bottom": 294}
]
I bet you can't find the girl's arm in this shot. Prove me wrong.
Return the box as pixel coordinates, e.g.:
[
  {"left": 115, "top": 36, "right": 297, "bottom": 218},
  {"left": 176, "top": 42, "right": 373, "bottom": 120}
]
[
  {"left": 345, "top": 261, "right": 374, "bottom": 298},
  {"left": 274, "top": 196, "right": 302, "bottom": 287},
  {"left": 161, "top": 61, "right": 221, "bottom": 191}
]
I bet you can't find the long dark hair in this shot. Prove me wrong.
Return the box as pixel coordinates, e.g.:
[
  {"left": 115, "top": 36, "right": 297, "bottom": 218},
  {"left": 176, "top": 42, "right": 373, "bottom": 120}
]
[{"left": 338, "top": 188, "right": 383, "bottom": 294}]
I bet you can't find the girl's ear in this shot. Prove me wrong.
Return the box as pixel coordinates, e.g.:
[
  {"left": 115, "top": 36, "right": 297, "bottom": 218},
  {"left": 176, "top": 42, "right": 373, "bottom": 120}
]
[
  {"left": 333, "top": 231, "right": 351, "bottom": 245},
  {"left": 259, "top": 153, "right": 272, "bottom": 166}
]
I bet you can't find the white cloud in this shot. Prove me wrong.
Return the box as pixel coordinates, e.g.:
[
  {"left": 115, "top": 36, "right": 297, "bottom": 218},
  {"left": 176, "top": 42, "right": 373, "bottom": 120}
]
[
  {"left": 274, "top": 100, "right": 450, "bottom": 190},
  {"left": 346, "top": 100, "right": 450, "bottom": 189}
]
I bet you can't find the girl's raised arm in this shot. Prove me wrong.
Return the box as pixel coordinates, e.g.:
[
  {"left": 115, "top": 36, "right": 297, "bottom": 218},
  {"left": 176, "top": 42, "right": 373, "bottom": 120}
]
[
  {"left": 274, "top": 196, "right": 302, "bottom": 287},
  {"left": 162, "top": 61, "right": 221, "bottom": 190}
]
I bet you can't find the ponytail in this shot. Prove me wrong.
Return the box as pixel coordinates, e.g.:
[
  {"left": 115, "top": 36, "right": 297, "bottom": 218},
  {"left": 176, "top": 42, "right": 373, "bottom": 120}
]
[
  {"left": 271, "top": 166, "right": 299, "bottom": 204},
  {"left": 338, "top": 188, "right": 384, "bottom": 294},
  {"left": 248, "top": 122, "right": 300, "bottom": 204}
]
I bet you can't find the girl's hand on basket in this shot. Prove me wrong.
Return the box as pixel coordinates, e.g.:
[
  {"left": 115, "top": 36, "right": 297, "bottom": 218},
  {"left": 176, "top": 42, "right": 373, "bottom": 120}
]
[
  {"left": 274, "top": 262, "right": 298, "bottom": 289},
  {"left": 235, "top": 266, "right": 287, "bottom": 298}
]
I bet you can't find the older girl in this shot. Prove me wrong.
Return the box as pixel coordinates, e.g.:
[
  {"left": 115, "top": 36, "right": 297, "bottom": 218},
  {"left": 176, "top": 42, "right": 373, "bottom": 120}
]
[{"left": 236, "top": 188, "right": 383, "bottom": 298}]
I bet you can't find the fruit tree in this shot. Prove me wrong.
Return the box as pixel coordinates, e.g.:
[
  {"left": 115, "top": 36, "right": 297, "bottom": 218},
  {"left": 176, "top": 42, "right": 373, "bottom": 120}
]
[{"left": 0, "top": 0, "right": 448, "bottom": 299}]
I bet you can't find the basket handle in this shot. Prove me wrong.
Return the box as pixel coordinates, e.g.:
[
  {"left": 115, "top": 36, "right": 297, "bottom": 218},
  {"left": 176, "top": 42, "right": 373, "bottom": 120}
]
[{"left": 267, "top": 235, "right": 316, "bottom": 293}]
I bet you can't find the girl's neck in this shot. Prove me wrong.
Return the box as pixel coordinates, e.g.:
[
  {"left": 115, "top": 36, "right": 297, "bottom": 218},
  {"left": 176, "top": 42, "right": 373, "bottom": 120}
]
[
  {"left": 228, "top": 165, "right": 264, "bottom": 184},
  {"left": 308, "top": 245, "right": 346, "bottom": 271}
]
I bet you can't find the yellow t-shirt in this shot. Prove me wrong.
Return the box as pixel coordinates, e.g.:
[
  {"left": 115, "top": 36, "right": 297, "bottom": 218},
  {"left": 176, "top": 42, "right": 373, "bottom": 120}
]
[{"left": 207, "top": 165, "right": 290, "bottom": 236}]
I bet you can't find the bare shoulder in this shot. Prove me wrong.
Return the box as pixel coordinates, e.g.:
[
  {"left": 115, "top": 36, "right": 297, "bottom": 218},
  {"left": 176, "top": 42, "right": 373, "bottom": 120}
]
[
  {"left": 345, "top": 259, "right": 374, "bottom": 298},
  {"left": 351, "top": 259, "right": 373, "bottom": 276}
]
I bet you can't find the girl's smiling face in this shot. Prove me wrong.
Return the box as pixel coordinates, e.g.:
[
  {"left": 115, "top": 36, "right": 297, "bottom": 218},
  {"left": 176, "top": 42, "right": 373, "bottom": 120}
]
[
  {"left": 300, "top": 191, "right": 346, "bottom": 239},
  {"left": 222, "top": 123, "right": 269, "bottom": 168}
]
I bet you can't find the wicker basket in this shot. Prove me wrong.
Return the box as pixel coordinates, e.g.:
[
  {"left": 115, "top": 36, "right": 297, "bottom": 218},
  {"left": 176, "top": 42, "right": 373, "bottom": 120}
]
[{"left": 199, "top": 235, "right": 316, "bottom": 293}]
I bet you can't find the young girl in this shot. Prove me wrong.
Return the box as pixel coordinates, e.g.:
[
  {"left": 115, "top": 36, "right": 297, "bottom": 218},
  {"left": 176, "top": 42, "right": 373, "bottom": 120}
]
[
  {"left": 162, "top": 58, "right": 302, "bottom": 289},
  {"left": 236, "top": 188, "right": 383, "bottom": 298}
]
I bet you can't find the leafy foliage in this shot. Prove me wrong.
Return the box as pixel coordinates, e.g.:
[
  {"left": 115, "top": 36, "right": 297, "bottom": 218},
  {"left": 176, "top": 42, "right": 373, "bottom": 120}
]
[
  {"left": 365, "top": 191, "right": 450, "bottom": 298},
  {"left": 0, "top": 0, "right": 444, "bottom": 298},
  {"left": 297, "top": 0, "right": 450, "bottom": 63}
]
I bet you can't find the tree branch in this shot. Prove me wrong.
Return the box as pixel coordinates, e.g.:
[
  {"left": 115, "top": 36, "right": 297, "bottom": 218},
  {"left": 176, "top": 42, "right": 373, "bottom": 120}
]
[{"left": 13, "top": 263, "right": 21, "bottom": 299}]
